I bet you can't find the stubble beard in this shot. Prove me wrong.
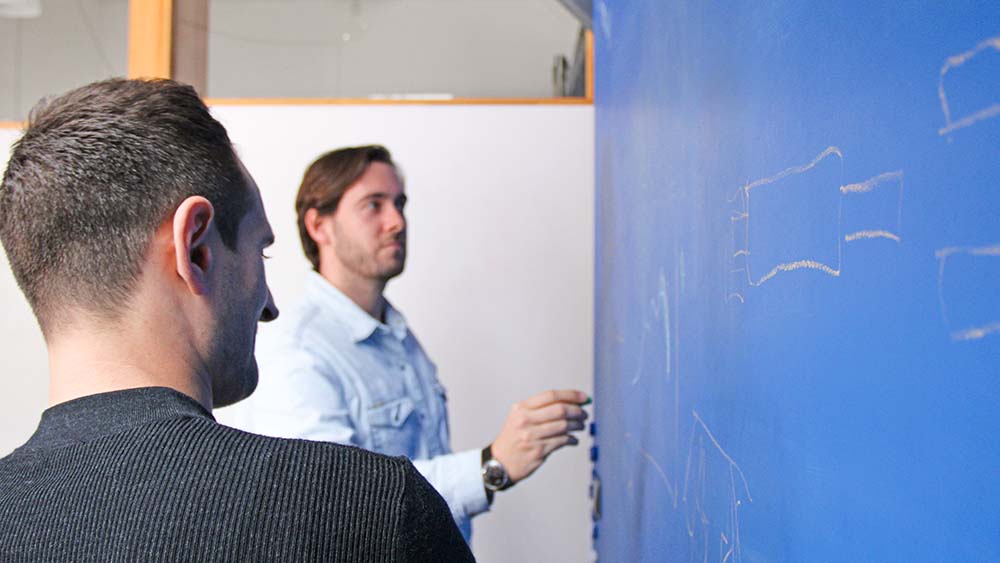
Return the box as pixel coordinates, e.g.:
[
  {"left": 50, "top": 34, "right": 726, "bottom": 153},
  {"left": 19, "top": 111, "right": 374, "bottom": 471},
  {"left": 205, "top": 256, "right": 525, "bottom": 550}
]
[
  {"left": 209, "top": 297, "right": 260, "bottom": 408},
  {"left": 335, "top": 233, "right": 407, "bottom": 284}
]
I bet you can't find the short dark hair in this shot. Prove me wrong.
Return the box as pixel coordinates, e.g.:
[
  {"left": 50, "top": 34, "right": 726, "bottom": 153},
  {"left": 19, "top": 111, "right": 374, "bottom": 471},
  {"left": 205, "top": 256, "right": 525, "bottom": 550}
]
[
  {"left": 0, "top": 78, "right": 250, "bottom": 334},
  {"left": 295, "top": 145, "right": 399, "bottom": 270}
]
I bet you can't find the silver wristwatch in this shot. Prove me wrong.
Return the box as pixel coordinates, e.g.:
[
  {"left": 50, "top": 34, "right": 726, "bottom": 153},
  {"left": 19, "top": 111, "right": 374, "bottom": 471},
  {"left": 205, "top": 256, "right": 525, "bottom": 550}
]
[{"left": 481, "top": 447, "right": 510, "bottom": 492}]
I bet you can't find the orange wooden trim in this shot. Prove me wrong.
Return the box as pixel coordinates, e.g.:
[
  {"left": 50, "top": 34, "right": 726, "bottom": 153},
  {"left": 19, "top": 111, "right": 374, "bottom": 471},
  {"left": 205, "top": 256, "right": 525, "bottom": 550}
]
[
  {"left": 0, "top": 121, "right": 25, "bottom": 129},
  {"left": 206, "top": 97, "right": 593, "bottom": 107},
  {"left": 128, "top": 0, "right": 173, "bottom": 79},
  {"left": 585, "top": 30, "right": 595, "bottom": 101}
]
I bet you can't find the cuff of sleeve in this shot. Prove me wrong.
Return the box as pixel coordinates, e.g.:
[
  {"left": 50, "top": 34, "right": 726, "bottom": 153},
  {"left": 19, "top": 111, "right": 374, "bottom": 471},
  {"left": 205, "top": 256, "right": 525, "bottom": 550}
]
[{"left": 455, "top": 448, "right": 491, "bottom": 518}]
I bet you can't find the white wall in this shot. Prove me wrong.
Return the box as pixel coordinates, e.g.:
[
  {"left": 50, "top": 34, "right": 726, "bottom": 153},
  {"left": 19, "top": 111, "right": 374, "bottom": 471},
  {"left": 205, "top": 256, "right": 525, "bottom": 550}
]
[
  {"left": 0, "top": 127, "right": 48, "bottom": 457},
  {"left": 0, "top": 104, "right": 595, "bottom": 563}
]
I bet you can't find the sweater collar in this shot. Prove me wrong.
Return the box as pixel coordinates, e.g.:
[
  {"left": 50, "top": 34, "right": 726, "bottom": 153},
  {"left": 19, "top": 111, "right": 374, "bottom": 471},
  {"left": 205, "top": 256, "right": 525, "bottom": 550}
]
[{"left": 19, "top": 386, "right": 213, "bottom": 452}]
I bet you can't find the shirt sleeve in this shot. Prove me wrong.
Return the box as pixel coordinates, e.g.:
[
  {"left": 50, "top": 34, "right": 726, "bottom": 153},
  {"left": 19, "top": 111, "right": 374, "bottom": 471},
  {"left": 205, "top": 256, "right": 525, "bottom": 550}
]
[
  {"left": 232, "top": 346, "right": 360, "bottom": 445},
  {"left": 411, "top": 449, "right": 491, "bottom": 524},
  {"left": 396, "top": 459, "right": 477, "bottom": 563}
]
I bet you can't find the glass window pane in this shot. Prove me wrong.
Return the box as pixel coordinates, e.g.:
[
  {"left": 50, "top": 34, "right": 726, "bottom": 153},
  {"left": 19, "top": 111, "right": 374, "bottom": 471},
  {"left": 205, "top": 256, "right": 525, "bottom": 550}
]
[
  {"left": 203, "top": 0, "right": 584, "bottom": 99},
  {"left": 0, "top": 0, "right": 129, "bottom": 121}
]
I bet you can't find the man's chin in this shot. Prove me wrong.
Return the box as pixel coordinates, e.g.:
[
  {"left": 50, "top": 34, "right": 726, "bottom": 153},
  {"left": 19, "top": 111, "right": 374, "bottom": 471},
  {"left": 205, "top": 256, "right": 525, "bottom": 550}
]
[{"left": 378, "top": 259, "right": 406, "bottom": 281}]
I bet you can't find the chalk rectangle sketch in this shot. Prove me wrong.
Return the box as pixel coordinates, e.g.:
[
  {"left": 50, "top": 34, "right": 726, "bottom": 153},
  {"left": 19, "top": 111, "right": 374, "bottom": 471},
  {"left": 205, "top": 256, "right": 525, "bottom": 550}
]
[
  {"left": 738, "top": 146, "right": 844, "bottom": 286},
  {"left": 938, "top": 36, "right": 1000, "bottom": 136},
  {"left": 936, "top": 244, "right": 1000, "bottom": 341}
]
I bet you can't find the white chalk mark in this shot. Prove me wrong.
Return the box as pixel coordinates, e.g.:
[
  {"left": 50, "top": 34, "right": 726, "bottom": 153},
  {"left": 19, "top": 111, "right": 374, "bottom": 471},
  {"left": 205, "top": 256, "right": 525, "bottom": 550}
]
[
  {"left": 935, "top": 243, "right": 1000, "bottom": 342},
  {"left": 952, "top": 322, "right": 1000, "bottom": 341},
  {"left": 936, "top": 249, "right": 952, "bottom": 328},
  {"left": 937, "top": 244, "right": 1000, "bottom": 258},
  {"left": 629, "top": 323, "right": 649, "bottom": 386},
  {"left": 841, "top": 169, "right": 905, "bottom": 245},
  {"left": 731, "top": 148, "right": 905, "bottom": 294},
  {"left": 754, "top": 259, "right": 842, "bottom": 286},
  {"left": 692, "top": 411, "right": 753, "bottom": 502},
  {"left": 840, "top": 170, "right": 904, "bottom": 194},
  {"left": 681, "top": 423, "right": 697, "bottom": 505},
  {"left": 679, "top": 249, "right": 687, "bottom": 296},
  {"left": 631, "top": 269, "right": 672, "bottom": 385},
  {"left": 940, "top": 105, "right": 1000, "bottom": 136},
  {"left": 727, "top": 186, "right": 750, "bottom": 304},
  {"left": 938, "top": 36, "right": 1000, "bottom": 135},
  {"left": 742, "top": 147, "right": 845, "bottom": 287},
  {"left": 659, "top": 270, "right": 671, "bottom": 377},
  {"left": 679, "top": 412, "right": 753, "bottom": 563},
  {"left": 744, "top": 146, "right": 843, "bottom": 193},
  {"left": 638, "top": 446, "right": 677, "bottom": 501},
  {"left": 845, "top": 230, "right": 901, "bottom": 243}
]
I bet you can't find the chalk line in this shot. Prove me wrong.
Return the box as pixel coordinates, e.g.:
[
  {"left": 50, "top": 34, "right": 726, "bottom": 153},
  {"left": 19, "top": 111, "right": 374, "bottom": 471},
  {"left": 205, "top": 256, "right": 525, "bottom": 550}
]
[
  {"left": 754, "top": 259, "right": 841, "bottom": 286},
  {"left": 744, "top": 146, "right": 843, "bottom": 193},
  {"left": 692, "top": 411, "right": 753, "bottom": 502},
  {"left": 840, "top": 170, "right": 904, "bottom": 194},
  {"left": 845, "top": 230, "right": 901, "bottom": 243},
  {"left": 952, "top": 322, "right": 1000, "bottom": 342}
]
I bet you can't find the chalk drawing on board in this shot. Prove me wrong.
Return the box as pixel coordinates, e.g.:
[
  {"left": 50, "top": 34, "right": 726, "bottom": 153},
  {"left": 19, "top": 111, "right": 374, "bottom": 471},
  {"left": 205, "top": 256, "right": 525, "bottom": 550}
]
[
  {"left": 629, "top": 263, "right": 684, "bottom": 479},
  {"left": 734, "top": 146, "right": 845, "bottom": 287},
  {"left": 630, "top": 268, "right": 672, "bottom": 386},
  {"left": 841, "top": 170, "right": 904, "bottom": 244},
  {"left": 682, "top": 411, "right": 753, "bottom": 563},
  {"left": 627, "top": 409, "right": 752, "bottom": 563},
  {"left": 938, "top": 36, "right": 1000, "bottom": 136},
  {"left": 935, "top": 244, "right": 1000, "bottom": 341},
  {"left": 728, "top": 148, "right": 905, "bottom": 301}
]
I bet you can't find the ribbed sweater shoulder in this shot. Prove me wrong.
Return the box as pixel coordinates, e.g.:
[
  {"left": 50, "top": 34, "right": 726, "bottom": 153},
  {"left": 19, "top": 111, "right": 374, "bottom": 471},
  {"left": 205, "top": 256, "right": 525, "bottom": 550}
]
[{"left": 0, "top": 391, "right": 474, "bottom": 562}]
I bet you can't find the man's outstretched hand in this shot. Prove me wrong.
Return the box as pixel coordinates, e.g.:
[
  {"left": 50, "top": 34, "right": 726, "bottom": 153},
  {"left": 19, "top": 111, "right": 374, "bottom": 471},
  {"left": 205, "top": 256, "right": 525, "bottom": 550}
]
[{"left": 490, "top": 389, "right": 590, "bottom": 484}]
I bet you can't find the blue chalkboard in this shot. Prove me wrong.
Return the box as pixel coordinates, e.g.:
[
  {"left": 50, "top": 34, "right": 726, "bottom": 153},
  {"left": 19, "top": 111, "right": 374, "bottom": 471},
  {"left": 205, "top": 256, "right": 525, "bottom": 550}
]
[{"left": 592, "top": 2, "right": 1000, "bottom": 561}]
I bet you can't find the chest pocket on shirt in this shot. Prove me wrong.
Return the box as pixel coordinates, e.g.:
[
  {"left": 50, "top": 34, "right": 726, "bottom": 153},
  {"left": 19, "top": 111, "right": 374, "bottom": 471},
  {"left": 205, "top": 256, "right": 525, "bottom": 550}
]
[{"left": 368, "top": 396, "right": 422, "bottom": 457}]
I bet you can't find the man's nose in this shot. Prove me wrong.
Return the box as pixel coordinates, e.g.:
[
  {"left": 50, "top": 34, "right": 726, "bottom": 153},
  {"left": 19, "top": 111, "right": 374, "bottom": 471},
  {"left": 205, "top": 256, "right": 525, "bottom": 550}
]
[
  {"left": 260, "top": 288, "right": 279, "bottom": 322},
  {"left": 385, "top": 204, "right": 406, "bottom": 233}
]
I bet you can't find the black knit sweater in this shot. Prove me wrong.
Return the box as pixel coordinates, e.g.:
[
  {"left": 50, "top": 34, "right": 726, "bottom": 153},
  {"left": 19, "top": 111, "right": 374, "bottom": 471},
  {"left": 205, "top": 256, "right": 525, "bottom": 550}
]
[{"left": 0, "top": 387, "right": 475, "bottom": 562}]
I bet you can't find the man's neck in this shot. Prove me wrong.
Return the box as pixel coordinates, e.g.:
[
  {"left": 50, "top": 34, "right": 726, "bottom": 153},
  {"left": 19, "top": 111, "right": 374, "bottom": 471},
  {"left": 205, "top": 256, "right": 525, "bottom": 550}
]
[
  {"left": 317, "top": 267, "right": 388, "bottom": 322},
  {"left": 46, "top": 316, "right": 212, "bottom": 411}
]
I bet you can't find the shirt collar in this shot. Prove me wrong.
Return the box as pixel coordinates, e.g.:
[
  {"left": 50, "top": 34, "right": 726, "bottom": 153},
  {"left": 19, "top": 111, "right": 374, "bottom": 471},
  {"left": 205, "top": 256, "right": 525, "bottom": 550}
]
[
  {"left": 305, "top": 271, "right": 409, "bottom": 343},
  {"left": 19, "top": 386, "right": 213, "bottom": 453}
]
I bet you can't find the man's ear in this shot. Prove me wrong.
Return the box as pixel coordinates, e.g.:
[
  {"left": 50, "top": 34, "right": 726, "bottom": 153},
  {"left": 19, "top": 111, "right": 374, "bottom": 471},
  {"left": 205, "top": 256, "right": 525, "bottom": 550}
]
[
  {"left": 304, "top": 208, "right": 334, "bottom": 246},
  {"left": 173, "top": 196, "right": 216, "bottom": 296}
]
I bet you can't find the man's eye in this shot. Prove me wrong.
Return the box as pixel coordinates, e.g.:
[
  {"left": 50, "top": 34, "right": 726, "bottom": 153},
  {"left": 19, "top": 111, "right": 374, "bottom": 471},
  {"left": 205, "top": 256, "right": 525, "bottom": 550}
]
[{"left": 261, "top": 251, "right": 272, "bottom": 260}]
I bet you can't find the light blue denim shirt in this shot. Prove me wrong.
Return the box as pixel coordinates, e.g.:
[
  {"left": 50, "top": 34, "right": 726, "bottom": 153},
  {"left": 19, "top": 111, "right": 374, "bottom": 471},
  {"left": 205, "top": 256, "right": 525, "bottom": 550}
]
[{"left": 219, "top": 272, "right": 489, "bottom": 540}]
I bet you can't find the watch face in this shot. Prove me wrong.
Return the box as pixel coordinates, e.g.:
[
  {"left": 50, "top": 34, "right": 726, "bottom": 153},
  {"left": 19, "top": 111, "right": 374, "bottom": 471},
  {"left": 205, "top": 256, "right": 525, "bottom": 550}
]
[{"left": 483, "top": 459, "right": 508, "bottom": 490}]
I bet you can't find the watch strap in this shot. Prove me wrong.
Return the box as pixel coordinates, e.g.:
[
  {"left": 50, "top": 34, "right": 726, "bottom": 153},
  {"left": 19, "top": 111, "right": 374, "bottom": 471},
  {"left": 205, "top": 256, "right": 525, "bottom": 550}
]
[{"left": 481, "top": 445, "right": 495, "bottom": 504}]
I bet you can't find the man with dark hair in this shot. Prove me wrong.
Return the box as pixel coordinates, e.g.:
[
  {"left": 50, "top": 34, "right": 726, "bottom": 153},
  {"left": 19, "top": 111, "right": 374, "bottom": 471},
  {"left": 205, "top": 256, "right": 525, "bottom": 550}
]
[
  {"left": 0, "top": 79, "right": 473, "bottom": 562},
  {"left": 222, "top": 145, "right": 590, "bottom": 540}
]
